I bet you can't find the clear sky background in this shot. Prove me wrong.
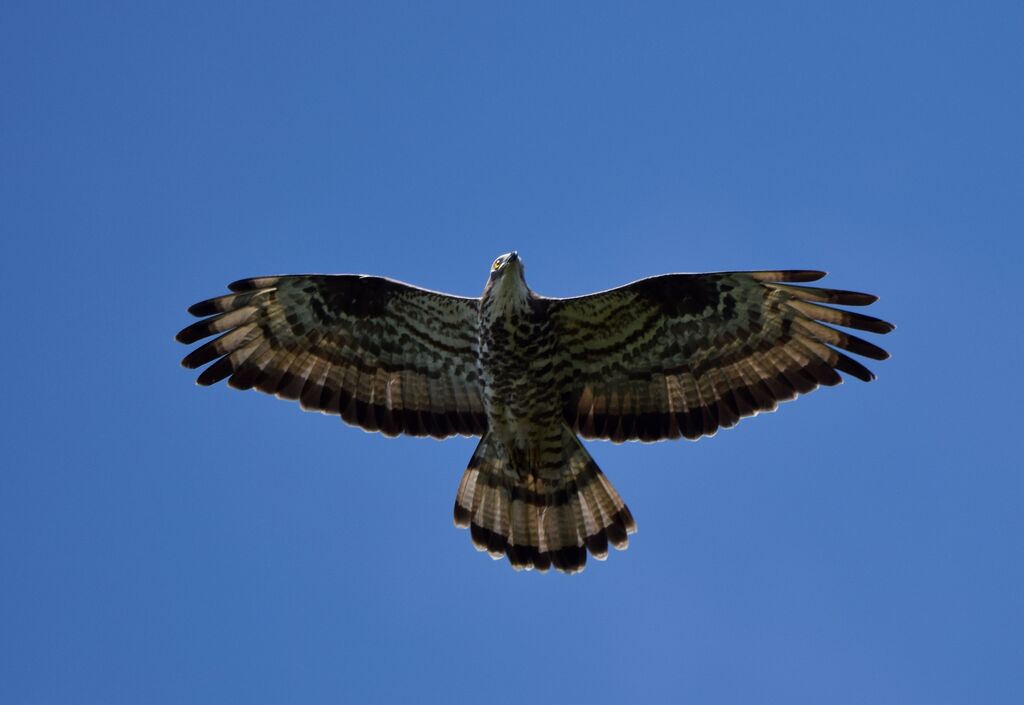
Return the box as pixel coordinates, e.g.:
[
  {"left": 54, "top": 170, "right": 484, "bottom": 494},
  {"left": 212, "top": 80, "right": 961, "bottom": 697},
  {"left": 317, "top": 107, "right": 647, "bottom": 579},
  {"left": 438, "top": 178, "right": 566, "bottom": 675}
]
[{"left": 2, "top": 2, "right": 1022, "bottom": 704}]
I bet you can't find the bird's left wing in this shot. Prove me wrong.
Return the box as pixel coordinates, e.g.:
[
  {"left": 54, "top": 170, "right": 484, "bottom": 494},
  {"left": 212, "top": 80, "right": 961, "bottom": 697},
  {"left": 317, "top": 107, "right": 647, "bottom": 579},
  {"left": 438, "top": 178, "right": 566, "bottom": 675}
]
[
  {"left": 545, "top": 270, "right": 894, "bottom": 443},
  {"left": 177, "top": 275, "right": 487, "bottom": 438}
]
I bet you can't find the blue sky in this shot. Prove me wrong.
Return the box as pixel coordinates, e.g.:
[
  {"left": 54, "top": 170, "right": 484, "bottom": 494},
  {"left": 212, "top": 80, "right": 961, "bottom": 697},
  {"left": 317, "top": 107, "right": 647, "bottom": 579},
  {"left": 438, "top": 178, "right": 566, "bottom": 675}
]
[{"left": 2, "top": 2, "right": 1022, "bottom": 703}]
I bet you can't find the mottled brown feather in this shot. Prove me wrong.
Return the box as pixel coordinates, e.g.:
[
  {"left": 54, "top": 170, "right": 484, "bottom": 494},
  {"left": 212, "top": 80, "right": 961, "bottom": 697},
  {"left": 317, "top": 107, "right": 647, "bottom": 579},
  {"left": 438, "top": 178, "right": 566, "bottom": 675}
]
[
  {"left": 178, "top": 275, "right": 487, "bottom": 438},
  {"left": 548, "top": 270, "right": 892, "bottom": 443}
]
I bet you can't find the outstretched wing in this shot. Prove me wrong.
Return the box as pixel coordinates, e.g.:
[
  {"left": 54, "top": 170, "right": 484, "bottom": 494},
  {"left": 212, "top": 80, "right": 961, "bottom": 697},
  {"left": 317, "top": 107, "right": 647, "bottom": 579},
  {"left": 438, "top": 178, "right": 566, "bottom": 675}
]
[
  {"left": 547, "top": 270, "right": 894, "bottom": 443},
  {"left": 177, "top": 275, "right": 487, "bottom": 438}
]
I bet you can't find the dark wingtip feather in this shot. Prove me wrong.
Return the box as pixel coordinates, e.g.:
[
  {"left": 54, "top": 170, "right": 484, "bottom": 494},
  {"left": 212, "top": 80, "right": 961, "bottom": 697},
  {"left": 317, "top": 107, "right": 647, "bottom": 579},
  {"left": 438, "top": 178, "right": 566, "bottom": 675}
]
[
  {"left": 800, "top": 302, "right": 895, "bottom": 335},
  {"left": 187, "top": 299, "right": 221, "bottom": 317},
  {"left": 227, "top": 366, "right": 260, "bottom": 391},
  {"left": 181, "top": 341, "right": 221, "bottom": 369},
  {"left": 842, "top": 333, "right": 890, "bottom": 361},
  {"left": 228, "top": 279, "right": 255, "bottom": 292},
  {"left": 809, "top": 361, "right": 844, "bottom": 387},
  {"left": 781, "top": 270, "right": 827, "bottom": 282},
  {"left": 750, "top": 270, "right": 827, "bottom": 283},
  {"left": 829, "top": 290, "right": 878, "bottom": 306},
  {"left": 196, "top": 357, "right": 235, "bottom": 386},
  {"left": 176, "top": 320, "right": 214, "bottom": 344},
  {"left": 228, "top": 276, "right": 281, "bottom": 292},
  {"left": 786, "top": 285, "right": 879, "bottom": 306},
  {"left": 833, "top": 351, "right": 876, "bottom": 382},
  {"left": 851, "top": 313, "right": 895, "bottom": 335}
]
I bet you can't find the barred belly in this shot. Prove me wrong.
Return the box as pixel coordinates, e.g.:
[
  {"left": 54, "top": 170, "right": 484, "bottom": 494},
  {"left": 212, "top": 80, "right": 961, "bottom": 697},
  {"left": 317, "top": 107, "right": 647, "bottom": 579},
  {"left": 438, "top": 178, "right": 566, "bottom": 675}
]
[{"left": 478, "top": 299, "right": 563, "bottom": 470}]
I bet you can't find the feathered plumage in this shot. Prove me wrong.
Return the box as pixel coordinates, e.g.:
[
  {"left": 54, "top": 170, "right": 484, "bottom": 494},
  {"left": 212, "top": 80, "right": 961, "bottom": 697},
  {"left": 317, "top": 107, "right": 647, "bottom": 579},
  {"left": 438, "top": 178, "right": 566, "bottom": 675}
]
[{"left": 178, "top": 253, "right": 893, "bottom": 573}]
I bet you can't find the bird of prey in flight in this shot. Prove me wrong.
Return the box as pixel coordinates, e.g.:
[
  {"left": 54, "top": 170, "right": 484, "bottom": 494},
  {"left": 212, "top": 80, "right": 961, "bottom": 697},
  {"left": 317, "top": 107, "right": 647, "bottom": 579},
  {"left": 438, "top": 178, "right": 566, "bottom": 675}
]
[{"left": 177, "top": 252, "right": 893, "bottom": 573}]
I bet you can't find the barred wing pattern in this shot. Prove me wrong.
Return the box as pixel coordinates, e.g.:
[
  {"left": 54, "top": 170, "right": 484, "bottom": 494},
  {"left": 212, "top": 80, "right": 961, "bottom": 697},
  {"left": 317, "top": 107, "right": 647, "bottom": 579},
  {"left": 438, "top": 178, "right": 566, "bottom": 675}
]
[
  {"left": 177, "top": 275, "right": 487, "bottom": 438},
  {"left": 549, "top": 270, "right": 894, "bottom": 443}
]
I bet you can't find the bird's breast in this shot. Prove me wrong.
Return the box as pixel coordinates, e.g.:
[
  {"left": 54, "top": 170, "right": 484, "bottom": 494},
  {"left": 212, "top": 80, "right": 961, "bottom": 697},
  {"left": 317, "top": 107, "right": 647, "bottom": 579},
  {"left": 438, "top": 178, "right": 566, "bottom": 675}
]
[{"left": 478, "top": 305, "right": 562, "bottom": 446}]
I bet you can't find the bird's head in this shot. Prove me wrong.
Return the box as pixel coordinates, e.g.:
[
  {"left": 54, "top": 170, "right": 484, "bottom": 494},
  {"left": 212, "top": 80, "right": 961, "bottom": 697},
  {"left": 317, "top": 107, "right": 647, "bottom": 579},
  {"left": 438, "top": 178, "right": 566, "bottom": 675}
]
[{"left": 482, "top": 251, "right": 529, "bottom": 309}]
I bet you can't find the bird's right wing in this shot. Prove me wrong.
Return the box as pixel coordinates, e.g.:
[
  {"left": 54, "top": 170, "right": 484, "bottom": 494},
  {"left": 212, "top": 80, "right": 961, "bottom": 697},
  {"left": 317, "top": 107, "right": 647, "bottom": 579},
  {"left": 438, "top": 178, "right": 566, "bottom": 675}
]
[
  {"left": 177, "top": 275, "right": 487, "bottom": 438},
  {"left": 546, "top": 270, "right": 894, "bottom": 443}
]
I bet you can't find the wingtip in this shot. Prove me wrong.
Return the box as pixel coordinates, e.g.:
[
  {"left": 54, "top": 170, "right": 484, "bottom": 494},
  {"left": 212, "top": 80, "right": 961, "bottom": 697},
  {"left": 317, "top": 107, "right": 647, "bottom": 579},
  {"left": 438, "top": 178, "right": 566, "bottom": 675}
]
[
  {"left": 228, "top": 276, "right": 281, "bottom": 292},
  {"left": 175, "top": 326, "right": 201, "bottom": 344},
  {"left": 791, "top": 269, "right": 828, "bottom": 282},
  {"left": 845, "top": 291, "right": 879, "bottom": 306},
  {"left": 187, "top": 300, "right": 216, "bottom": 317},
  {"left": 750, "top": 270, "right": 827, "bottom": 283}
]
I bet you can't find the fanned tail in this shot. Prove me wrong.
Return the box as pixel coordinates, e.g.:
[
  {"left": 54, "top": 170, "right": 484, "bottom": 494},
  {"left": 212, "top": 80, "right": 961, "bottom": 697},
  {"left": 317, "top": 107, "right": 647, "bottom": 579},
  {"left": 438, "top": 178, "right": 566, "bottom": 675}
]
[{"left": 453, "top": 426, "right": 636, "bottom": 574}]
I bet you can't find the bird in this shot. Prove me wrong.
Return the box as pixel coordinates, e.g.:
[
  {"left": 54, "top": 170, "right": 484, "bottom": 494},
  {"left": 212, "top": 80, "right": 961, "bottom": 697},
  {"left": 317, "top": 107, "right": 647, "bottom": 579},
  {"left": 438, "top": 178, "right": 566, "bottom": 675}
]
[{"left": 176, "top": 252, "right": 893, "bottom": 574}]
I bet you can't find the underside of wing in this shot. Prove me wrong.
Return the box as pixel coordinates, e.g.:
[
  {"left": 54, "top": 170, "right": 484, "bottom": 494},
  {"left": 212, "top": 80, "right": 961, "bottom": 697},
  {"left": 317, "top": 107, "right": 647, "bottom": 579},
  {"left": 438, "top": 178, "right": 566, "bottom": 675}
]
[
  {"left": 176, "top": 275, "right": 488, "bottom": 438},
  {"left": 549, "top": 270, "right": 894, "bottom": 443}
]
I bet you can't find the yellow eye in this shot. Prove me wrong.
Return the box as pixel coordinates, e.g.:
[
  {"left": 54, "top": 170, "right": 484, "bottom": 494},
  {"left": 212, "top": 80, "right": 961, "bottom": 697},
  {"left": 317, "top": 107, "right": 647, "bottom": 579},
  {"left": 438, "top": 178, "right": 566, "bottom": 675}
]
[{"left": 492, "top": 258, "right": 503, "bottom": 271}]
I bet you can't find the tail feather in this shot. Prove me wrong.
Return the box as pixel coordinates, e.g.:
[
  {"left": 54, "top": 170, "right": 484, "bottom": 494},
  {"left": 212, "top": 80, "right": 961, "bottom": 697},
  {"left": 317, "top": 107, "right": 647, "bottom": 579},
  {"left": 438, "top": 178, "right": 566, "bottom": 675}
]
[{"left": 453, "top": 426, "right": 636, "bottom": 574}]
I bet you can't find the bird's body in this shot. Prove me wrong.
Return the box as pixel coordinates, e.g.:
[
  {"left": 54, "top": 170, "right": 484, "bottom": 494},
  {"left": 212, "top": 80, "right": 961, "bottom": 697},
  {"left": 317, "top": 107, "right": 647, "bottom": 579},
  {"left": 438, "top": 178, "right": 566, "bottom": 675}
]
[
  {"left": 465, "top": 254, "right": 634, "bottom": 569},
  {"left": 480, "top": 257, "right": 567, "bottom": 463},
  {"left": 177, "top": 252, "right": 893, "bottom": 573},
  {"left": 479, "top": 261, "right": 554, "bottom": 450}
]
